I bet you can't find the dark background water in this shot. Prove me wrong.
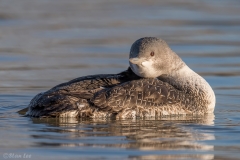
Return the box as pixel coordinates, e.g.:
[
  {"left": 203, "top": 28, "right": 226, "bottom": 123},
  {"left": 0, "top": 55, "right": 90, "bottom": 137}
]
[{"left": 0, "top": 0, "right": 240, "bottom": 159}]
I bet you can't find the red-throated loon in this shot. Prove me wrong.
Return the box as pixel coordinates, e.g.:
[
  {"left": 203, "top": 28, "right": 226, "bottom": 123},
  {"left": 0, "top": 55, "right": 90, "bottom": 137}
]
[{"left": 22, "top": 37, "right": 215, "bottom": 118}]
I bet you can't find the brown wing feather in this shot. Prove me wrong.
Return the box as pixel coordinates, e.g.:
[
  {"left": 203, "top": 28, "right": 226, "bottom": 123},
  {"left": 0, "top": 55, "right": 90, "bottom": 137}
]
[
  {"left": 91, "top": 78, "right": 189, "bottom": 118},
  {"left": 26, "top": 68, "right": 140, "bottom": 117}
]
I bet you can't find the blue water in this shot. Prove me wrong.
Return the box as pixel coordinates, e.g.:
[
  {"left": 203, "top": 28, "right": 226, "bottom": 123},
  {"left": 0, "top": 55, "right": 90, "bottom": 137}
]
[{"left": 0, "top": 0, "right": 240, "bottom": 159}]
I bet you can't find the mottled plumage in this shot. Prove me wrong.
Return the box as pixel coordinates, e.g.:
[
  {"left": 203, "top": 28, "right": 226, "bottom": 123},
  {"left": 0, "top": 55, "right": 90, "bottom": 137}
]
[
  {"left": 23, "top": 37, "right": 216, "bottom": 118},
  {"left": 25, "top": 68, "right": 140, "bottom": 118}
]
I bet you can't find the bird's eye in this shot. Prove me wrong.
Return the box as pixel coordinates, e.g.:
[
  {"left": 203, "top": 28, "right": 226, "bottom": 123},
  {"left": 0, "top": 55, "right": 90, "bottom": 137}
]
[{"left": 150, "top": 51, "right": 154, "bottom": 56}]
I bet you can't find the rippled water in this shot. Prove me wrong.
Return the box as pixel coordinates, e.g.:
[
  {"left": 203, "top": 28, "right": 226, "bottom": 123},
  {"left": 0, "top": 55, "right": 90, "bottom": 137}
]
[{"left": 1, "top": 0, "right": 240, "bottom": 159}]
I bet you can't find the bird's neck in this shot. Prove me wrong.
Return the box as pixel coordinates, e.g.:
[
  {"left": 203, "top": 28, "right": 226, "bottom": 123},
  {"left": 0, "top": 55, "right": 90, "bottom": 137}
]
[{"left": 159, "top": 65, "right": 215, "bottom": 113}]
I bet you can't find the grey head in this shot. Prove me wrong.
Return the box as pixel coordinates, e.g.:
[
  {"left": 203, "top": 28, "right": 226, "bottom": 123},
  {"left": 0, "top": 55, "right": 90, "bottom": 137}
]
[{"left": 129, "top": 37, "right": 185, "bottom": 78}]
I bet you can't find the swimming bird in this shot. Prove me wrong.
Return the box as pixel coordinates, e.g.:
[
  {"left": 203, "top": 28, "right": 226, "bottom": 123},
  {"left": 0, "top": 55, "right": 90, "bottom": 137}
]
[{"left": 23, "top": 37, "right": 215, "bottom": 118}]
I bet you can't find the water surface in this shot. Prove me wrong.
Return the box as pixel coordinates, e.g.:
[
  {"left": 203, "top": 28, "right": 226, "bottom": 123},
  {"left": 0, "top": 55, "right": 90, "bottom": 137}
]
[{"left": 0, "top": 0, "right": 240, "bottom": 159}]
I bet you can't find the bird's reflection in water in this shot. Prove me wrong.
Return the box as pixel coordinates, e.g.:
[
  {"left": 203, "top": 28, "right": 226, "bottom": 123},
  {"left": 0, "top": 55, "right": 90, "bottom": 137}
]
[{"left": 30, "top": 114, "right": 215, "bottom": 159}]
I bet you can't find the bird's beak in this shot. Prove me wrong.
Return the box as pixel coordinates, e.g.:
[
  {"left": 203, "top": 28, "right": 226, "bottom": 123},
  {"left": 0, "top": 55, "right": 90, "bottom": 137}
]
[{"left": 129, "top": 58, "right": 144, "bottom": 65}]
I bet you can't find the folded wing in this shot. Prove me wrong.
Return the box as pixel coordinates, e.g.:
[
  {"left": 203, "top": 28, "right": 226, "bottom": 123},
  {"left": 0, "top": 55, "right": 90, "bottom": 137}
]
[{"left": 91, "top": 78, "right": 192, "bottom": 118}]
